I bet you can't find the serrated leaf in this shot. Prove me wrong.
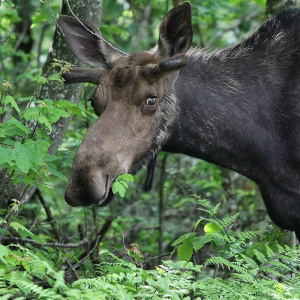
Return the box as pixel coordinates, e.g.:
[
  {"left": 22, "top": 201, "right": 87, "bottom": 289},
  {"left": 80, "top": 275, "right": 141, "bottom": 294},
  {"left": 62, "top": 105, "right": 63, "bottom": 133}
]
[
  {"left": 38, "top": 115, "right": 52, "bottom": 132},
  {"left": 14, "top": 140, "right": 49, "bottom": 173},
  {"left": 178, "top": 238, "right": 193, "bottom": 262},
  {"left": 2, "top": 117, "right": 30, "bottom": 137},
  {"left": 54, "top": 100, "right": 82, "bottom": 116},
  {"left": 10, "top": 221, "right": 33, "bottom": 239},
  {"left": 0, "top": 146, "right": 15, "bottom": 167},
  {"left": 204, "top": 222, "right": 221, "bottom": 233},
  {"left": 10, "top": 222, "right": 43, "bottom": 243},
  {"left": 3, "top": 95, "right": 20, "bottom": 114},
  {"left": 22, "top": 107, "right": 40, "bottom": 121},
  {"left": 33, "top": 75, "right": 48, "bottom": 85}
]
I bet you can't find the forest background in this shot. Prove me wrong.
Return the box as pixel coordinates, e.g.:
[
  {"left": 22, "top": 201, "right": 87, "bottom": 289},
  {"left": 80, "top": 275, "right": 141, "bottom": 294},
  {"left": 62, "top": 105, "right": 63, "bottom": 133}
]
[{"left": 0, "top": 0, "right": 299, "bottom": 298}]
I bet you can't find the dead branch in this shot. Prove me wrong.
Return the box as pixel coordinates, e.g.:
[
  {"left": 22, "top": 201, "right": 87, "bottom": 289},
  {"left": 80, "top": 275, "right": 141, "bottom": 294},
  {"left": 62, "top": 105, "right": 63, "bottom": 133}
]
[{"left": 5, "top": 236, "right": 89, "bottom": 248}]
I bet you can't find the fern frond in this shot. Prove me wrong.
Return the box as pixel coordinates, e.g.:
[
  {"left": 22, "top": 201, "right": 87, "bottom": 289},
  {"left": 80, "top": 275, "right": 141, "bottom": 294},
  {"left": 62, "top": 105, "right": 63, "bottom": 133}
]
[
  {"left": 237, "top": 230, "right": 262, "bottom": 241},
  {"left": 260, "top": 266, "right": 287, "bottom": 279},
  {"left": 204, "top": 256, "right": 234, "bottom": 270},
  {"left": 220, "top": 213, "right": 240, "bottom": 228},
  {"left": 240, "top": 254, "right": 258, "bottom": 269},
  {"left": 253, "top": 249, "right": 267, "bottom": 263}
]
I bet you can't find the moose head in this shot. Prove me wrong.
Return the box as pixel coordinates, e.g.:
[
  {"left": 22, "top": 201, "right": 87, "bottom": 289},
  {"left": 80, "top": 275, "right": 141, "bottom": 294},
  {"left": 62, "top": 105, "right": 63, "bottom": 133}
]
[{"left": 59, "top": 2, "right": 193, "bottom": 206}]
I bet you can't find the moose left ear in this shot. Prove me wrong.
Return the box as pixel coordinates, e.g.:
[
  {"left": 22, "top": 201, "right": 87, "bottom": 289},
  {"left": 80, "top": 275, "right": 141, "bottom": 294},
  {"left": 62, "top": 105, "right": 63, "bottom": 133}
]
[
  {"left": 158, "top": 2, "right": 193, "bottom": 58},
  {"left": 58, "top": 15, "right": 124, "bottom": 68}
]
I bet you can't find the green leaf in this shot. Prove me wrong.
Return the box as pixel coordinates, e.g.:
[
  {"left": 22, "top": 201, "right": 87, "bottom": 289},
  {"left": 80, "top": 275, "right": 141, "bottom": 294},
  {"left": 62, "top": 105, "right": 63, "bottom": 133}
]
[
  {"left": 178, "top": 238, "right": 193, "bottom": 262},
  {"left": 204, "top": 223, "right": 222, "bottom": 233},
  {"left": 10, "top": 221, "right": 33, "bottom": 239},
  {"left": 118, "top": 174, "right": 134, "bottom": 182},
  {"left": 14, "top": 140, "right": 49, "bottom": 173},
  {"left": 0, "top": 245, "right": 9, "bottom": 265},
  {"left": 10, "top": 222, "right": 42, "bottom": 243},
  {"left": 112, "top": 181, "right": 126, "bottom": 198},
  {"left": 3, "top": 95, "right": 20, "bottom": 114},
  {"left": 33, "top": 75, "right": 48, "bottom": 85},
  {"left": 38, "top": 115, "right": 52, "bottom": 132},
  {"left": 46, "top": 163, "right": 68, "bottom": 182},
  {"left": 22, "top": 107, "right": 40, "bottom": 121},
  {"left": 171, "top": 233, "right": 196, "bottom": 247},
  {"left": 54, "top": 100, "right": 82, "bottom": 116},
  {"left": 193, "top": 236, "right": 211, "bottom": 251},
  {"left": 1, "top": 117, "right": 30, "bottom": 137},
  {"left": 0, "top": 146, "right": 15, "bottom": 167}
]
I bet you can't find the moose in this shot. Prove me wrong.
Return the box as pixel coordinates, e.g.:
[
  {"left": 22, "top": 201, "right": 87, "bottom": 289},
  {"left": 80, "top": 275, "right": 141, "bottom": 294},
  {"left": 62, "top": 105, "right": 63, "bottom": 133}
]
[{"left": 58, "top": 2, "right": 300, "bottom": 239}]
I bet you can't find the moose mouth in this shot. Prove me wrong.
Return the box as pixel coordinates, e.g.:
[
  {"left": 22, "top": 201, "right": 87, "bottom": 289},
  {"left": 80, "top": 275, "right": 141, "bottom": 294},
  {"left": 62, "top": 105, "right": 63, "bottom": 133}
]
[
  {"left": 96, "top": 175, "right": 114, "bottom": 207},
  {"left": 65, "top": 172, "right": 116, "bottom": 207}
]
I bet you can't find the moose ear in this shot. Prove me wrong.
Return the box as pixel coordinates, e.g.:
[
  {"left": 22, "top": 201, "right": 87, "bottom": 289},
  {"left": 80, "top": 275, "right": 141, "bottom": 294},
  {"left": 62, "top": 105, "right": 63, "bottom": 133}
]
[
  {"left": 158, "top": 2, "right": 193, "bottom": 58},
  {"left": 58, "top": 15, "right": 124, "bottom": 68}
]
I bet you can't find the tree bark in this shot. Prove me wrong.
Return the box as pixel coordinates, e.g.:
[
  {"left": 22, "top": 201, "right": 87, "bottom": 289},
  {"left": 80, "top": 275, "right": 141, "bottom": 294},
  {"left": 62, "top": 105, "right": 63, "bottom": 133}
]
[{"left": 0, "top": 0, "right": 104, "bottom": 207}]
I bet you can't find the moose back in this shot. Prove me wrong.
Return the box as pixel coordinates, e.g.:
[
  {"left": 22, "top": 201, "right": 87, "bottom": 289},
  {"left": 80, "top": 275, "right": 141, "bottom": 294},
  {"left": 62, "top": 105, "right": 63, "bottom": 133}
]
[{"left": 58, "top": 2, "right": 300, "bottom": 239}]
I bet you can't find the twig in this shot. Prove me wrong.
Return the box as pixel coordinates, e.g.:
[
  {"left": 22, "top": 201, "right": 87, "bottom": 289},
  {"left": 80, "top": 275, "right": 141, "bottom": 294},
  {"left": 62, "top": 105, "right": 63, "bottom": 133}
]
[
  {"left": 5, "top": 236, "right": 89, "bottom": 248},
  {"left": 69, "top": 234, "right": 102, "bottom": 270},
  {"left": 143, "top": 253, "right": 171, "bottom": 267},
  {"left": 36, "top": 189, "right": 61, "bottom": 241}
]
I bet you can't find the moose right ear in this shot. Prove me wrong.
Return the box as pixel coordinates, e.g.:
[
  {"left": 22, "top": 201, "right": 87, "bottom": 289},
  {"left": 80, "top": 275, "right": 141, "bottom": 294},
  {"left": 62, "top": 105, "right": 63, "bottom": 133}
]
[
  {"left": 58, "top": 15, "right": 125, "bottom": 68},
  {"left": 157, "top": 2, "right": 193, "bottom": 58}
]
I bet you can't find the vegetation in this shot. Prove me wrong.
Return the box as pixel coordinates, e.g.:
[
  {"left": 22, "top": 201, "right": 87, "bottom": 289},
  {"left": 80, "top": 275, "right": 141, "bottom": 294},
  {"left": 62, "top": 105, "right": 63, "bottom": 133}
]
[{"left": 0, "top": 0, "right": 299, "bottom": 298}]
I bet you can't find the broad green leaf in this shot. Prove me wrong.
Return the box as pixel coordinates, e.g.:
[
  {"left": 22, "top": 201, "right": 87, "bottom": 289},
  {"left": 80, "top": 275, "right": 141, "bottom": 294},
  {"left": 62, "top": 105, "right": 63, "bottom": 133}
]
[
  {"left": 10, "top": 221, "right": 33, "bottom": 239},
  {"left": 10, "top": 222, "right": 42, "bottom": 243},
  {"left": 118, "top": 174, "right": 134, "bottom": 182},
  {"left": 0, "top": 245, "right": 9, "bottom": 264},
  {"left": 112, "top": 181, "right": 126, "bottom": 198},
  {"left": 54, "top": 100, "right": 82, "bottom": 116},
  {"left": 33, "top": 75, "right": 48, "bottom": 85},
  {"left": 204, "top": 223, "right": 221, "bottom": 233},
  {"left": 120, "top": 180, "right": 128, "bottom": 189},
  {"left": 14, "top": 140, "right": 49, "bottom": 173},
  {"left": 46, "top": 163, "right": 68, "bottom": 182},
  {"left": 193, "top": 236, "right": 211, "bottom": 251},
  {"left": 38, "top": 115, "right": 52, "bottom": 132},
  {"left": 22, "top": 107, "right": 40, "bottom": 121},
  {"left": 3, "top": 95, "right": 20, "bottom": 114},
  {"left": 0, "top": 146, "right": 15, "bottom": 167},
  {"left": 178, "top": 238, "right": 193, "bottom": 262},
  {"left": 1, "top": 117, "right": 30, "bottom": 137},
  {"left": 171, "top": 233, "right": 196, "bottom": 247}
]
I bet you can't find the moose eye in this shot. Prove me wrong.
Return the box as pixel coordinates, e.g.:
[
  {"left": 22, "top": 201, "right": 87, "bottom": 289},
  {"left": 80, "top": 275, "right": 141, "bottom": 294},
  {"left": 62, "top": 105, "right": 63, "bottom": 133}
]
[{"left": 146, "top": 96, "right": 157, "bottom": 107}]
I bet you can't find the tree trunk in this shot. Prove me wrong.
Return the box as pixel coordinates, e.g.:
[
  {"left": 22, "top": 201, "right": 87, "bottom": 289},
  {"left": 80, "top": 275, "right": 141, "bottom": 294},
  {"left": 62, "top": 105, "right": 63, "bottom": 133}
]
[{"left": 0, "top": 0, "right": 104, "bottom": 207}]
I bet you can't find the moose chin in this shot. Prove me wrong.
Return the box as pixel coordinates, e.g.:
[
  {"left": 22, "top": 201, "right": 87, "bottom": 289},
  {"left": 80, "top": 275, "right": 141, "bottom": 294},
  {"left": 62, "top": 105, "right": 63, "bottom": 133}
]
[{"left": 59, "top": 2, "right": 300, "bottom": 240}]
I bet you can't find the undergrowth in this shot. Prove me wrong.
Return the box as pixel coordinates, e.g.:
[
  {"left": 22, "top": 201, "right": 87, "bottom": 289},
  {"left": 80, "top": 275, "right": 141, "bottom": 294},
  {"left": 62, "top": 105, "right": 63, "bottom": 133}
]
[{"left": 0, "top": 198, "right": 298, "bottom": 299}]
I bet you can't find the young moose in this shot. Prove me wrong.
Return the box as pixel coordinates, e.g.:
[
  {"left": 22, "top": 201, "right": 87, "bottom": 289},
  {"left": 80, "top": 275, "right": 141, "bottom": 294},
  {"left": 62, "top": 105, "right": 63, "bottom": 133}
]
[{"left": 59, "top": 2, "right": 300, "bottom": 239}]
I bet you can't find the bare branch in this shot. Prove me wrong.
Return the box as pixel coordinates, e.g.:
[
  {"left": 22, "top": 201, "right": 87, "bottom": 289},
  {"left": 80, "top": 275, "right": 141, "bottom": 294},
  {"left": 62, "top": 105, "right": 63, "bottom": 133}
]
[{"left": 5, "top": 237, "right": 89, "bottom": 248}]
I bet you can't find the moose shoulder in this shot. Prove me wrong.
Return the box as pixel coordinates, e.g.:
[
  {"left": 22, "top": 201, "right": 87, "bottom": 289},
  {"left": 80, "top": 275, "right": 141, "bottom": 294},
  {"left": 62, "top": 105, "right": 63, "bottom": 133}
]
[{"left": 58, "top": 2, "right": 300, "bottom": 239}]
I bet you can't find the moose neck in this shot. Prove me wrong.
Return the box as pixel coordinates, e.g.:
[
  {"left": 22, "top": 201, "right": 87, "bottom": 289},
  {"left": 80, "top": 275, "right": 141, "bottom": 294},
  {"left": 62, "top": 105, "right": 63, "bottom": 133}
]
[{"left": 162, "top": 47, "right": 281, "bottom": 183}]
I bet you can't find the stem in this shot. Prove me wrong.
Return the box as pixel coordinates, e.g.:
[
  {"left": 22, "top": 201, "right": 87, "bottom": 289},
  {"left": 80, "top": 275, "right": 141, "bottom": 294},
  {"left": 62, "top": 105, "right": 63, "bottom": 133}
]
[{"left": 158, "top": 154, "right": 168, "bottom": 257}]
